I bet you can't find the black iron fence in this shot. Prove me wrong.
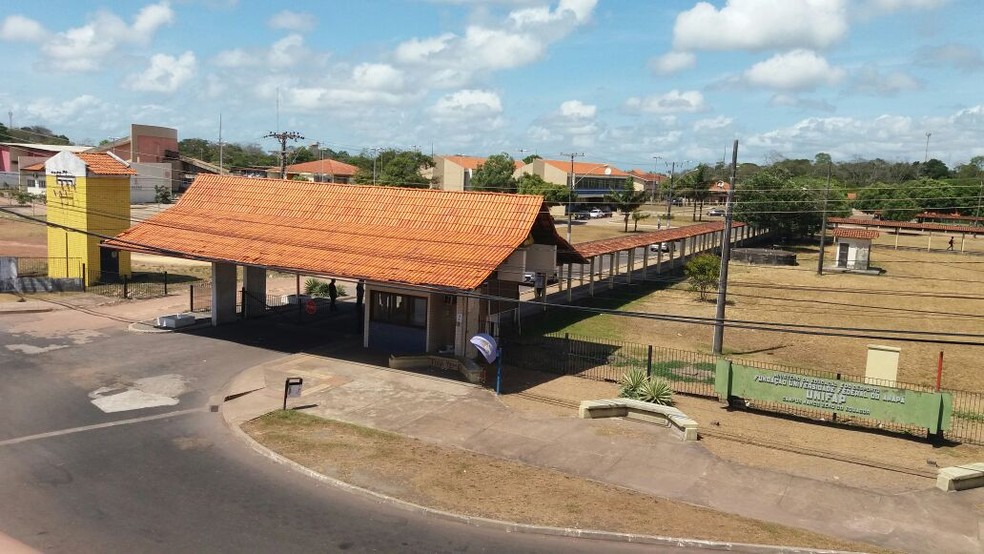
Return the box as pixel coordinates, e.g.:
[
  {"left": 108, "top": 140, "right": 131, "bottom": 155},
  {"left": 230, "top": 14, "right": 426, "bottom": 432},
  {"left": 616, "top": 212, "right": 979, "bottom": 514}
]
[
  {"left": 507, "top": 331, "right": 984, "bottom": 445},
  {"left": 5, "top": 256, "right": 83, "bottom": 278},
  {"left": 87, "top": 270, "right": 179, "bottom": 300}
]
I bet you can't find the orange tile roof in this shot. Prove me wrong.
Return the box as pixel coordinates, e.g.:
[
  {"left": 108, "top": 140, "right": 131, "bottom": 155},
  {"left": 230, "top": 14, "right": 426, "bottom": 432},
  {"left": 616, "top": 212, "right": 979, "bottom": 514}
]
[
  {"left": 22, "top": 161, "right": 45, "bottom": 171},
  {"left": 286, "top": 158, "right": 359, "bottom": 176},
  {"left": 575, "top": 221, "right": 744, "bottom": 258},
  {"left": 832, "top": 228, "right": 879, "bottom": 240},
  {"left": 76, "top": 152, "right": 137, "bottom": 175},
  {"left": 829, "top": 217, "right": 975, "bottom": 234},
  {"left": 543, "top": 159, "right": 629, "bottom": 177},
  {"left": 105, "top": 174, "right": 558, "bottom": 290}
]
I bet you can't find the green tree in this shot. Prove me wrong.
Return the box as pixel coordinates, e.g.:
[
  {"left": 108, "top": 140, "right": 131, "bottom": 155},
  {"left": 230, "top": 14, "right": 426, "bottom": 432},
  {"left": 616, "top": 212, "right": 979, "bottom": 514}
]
[
  {"left": 681, "top": 163, "right": 711, "bottom": 221},
  {"left": 919, "top": 158, "right": 950, "bottom": 180},
  {"left": 516, "top": 173, "right": 567, "bottom": 202},
  {"left": 154, "top": 185, "right": 172, "bottom": 204},
  {"left": 289, "top": 146, "right": 317, "bottom": 164},
  {"left": 356, "top": 149, "right": 434, "bottom": 188},
  {"left": 471, "top": 153, "right": 517, "bottom": 192},
  {"left": 521, "top": 154, "right": 542, "bottom": 165},
  {"left": 605, "top": 178, "right": 649, "bottom": 232},
  {"left": 631, "top": 210, "right": 650, "bottom": 231},
  {"left": 684, "top": 254, "right": 720, "bottom": 301},
  {"left": 733, "top": 168, "right": 823, "bottom": 241}
]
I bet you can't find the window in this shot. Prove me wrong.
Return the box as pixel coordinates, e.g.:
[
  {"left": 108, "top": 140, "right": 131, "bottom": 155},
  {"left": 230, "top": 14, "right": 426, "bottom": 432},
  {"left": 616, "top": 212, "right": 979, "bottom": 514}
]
[{"left": 371, "top": 291, "right": 427, "bottom": 328}]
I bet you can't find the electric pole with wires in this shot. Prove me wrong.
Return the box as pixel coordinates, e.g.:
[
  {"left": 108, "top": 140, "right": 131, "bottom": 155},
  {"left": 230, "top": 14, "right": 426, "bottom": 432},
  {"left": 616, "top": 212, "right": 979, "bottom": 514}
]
[{"left": 265, "top": 131, "right": 305, "bottom": 179}]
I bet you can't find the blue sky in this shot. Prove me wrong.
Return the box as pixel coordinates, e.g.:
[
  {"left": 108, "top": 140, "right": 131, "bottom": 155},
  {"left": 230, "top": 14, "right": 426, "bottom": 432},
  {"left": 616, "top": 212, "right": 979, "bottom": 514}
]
[{"left": 1, "top": 0, "right": 982, "bottom": 172}]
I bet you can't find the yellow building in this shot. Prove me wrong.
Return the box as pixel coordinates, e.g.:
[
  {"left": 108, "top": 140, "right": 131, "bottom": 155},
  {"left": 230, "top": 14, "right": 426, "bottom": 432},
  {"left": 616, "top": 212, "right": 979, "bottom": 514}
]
[{"left": 43, "top": 151, "right": 136, "bottom": 285}]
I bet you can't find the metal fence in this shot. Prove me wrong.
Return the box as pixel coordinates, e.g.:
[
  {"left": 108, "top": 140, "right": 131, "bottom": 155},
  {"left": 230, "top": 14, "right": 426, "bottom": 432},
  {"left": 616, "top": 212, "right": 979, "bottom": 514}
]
[
  {"left": 86, "top": 270, "right": 179, "bottom": 300},
  {"left": 7, "top": 256, "right": 83, "bottom": 278},
  {"left": 507, "top": 331, "right": 984, "bottom": 445}
]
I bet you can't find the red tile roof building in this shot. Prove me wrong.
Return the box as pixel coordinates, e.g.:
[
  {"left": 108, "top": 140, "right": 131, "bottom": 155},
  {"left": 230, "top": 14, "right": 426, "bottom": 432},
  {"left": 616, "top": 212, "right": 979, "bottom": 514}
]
[{"left": 106, "top": 174, "right": 575, "bottom": 290}]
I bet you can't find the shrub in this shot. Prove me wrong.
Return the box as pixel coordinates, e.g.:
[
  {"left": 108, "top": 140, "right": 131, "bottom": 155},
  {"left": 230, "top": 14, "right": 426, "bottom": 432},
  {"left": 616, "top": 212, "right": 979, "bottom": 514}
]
[
  {"left": 304, "top": 278, "right": 346, "bottom": 297},
  {"left": 618, "top": 368, "right": 674, "bottom": 406},
  {"left": 618, "top": 368, "right": 647, "bottom": 398}
]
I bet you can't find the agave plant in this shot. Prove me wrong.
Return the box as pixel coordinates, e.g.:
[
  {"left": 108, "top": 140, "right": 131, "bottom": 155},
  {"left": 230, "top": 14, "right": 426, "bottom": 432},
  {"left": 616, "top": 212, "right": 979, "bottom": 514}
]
[
  {"left": 618, "top": 368, "right": 647, "bottom": 399},
  {"left": 636, "top": 377, "right": 674, "bottom": 406}
]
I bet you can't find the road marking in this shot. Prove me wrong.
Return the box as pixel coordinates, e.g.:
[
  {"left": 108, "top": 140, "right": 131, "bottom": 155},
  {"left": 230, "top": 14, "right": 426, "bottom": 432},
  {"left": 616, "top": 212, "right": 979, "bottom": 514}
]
[{"left": 0, "top": 408, "right": 206, "bottom": 447}]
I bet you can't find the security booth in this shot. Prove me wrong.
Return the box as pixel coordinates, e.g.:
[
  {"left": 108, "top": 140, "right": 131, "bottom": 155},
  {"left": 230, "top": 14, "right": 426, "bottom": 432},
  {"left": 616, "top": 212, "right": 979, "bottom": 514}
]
[{"left": 832, "top": 228, "right": 879, "bottom": 270}]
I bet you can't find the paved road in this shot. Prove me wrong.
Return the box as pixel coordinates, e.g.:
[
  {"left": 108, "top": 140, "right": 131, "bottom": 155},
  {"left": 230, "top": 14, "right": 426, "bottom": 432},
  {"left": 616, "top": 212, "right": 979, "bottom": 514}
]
[{"left": 0, "top": 307, "right": 680, "bottom": 553}]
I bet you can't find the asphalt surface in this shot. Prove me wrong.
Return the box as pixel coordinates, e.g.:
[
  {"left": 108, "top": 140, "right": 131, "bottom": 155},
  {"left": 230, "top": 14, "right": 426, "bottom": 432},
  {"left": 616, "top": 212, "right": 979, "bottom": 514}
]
[{"left": 0, "top": 301, "right": 685, "bottom": 553}]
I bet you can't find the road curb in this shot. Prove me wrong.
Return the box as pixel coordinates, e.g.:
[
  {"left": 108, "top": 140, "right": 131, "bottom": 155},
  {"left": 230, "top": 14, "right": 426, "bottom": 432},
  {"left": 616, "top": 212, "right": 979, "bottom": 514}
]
[{"left": 219, "top": 391, "right": 863, "bottom": 554}]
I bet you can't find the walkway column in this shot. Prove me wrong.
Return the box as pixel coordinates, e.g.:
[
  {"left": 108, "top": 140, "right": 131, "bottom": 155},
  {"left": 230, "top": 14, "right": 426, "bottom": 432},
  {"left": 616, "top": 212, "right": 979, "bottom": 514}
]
[
  {"left": 589, "top": 257, "right": 596, "bottom": 297},
  {"left": 642, "top": 247, "right": 649, "bottom": 280},
  {"left": 609, "top": 253, "right": 616, "bottom": 289},
  {"left": 566, "top": 262, "right": 573, "bottom": 302},
  {"left": 626, "top": 249, "right": 634, "bottom": 284},
  {"left": 211, "top": 262, "right": 237, "bottom": 326},
  {"left": 243, "top": 266, "right": 267, "bottom": 318}
]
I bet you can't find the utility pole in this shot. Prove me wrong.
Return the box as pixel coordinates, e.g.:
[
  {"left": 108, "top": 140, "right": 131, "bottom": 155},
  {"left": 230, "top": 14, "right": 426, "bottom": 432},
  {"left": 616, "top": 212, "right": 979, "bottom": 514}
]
[
  {"left": 924, "top": 132, "right": 932, "bottom": 163},
  {"left": 712, "top": 140, "right": 739, "bottom": 355},
  {"left": 665, "top": 161, "right": 676, "bottom": 223},
  {"left": 560, "top": 151, "right": 584, "bottom": 243},
  {"left": 265, "top": 130, "right": 305, "bottom": 179},
  {"left": 816, "top": 161, "right": 832, "bottom": 275}
]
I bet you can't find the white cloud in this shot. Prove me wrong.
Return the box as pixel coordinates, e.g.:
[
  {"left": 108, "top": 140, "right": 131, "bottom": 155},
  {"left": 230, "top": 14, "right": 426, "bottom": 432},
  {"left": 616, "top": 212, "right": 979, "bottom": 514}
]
[
  {"left": 213, "top": 48, "right": 256, "bottom": 68},
  {"left": 769, "top": 94, "right": 837, "bottom": 112},
  {"left": 391, "top": 1, "right": 597, "bottom": 87},
  {"left": 352, "top": 63, "right": 405, "bottom": 91},
  {"left": 268, "top": 10, "right": 315, "bottom": 32},
  {"left": 39, "top": 1, "right": 174, "bottom": 72},
  {"left": 650, "top": 51, "right": 696, "bottom": 74},
  {"left": 430, "top": 89, "right": 504, "bottom": 125},
  {"left": 693, "top": 116, "right": 733, "bottom": 132},
  {"left": 863, "top": 0, "right": 947, "bottom": 12},
  {"left": 125, "top": 51, "right": 196, "bottom": 93},
  {"left": 849, "top": 65, "right": 921, "bottom": 95},
  {"left": 559, "top": 100, "right": 595, "bottom": 119},
  {"left": 916, "top": 43, "right": 984, "bottom": 72},
  {"left": 133, "top": 2, "right": 175, "bottom": 35},
  {"left": 624, "top": 90, "right": 707, "bottom": 114},
  {"left": 672, "top": 0, "right": 848, "bottom": 52},
  {"left": 0, "top": 15, "right": 47, "bottom": 42},
  {"left": 268, "top": 34, "right": 308, "bottom": 68},
  {"left": 743, "top": 50, "right": 845, "bottom": 90},
  {"left": 24, "top": 94, "right": 107, "bottom": 121}
]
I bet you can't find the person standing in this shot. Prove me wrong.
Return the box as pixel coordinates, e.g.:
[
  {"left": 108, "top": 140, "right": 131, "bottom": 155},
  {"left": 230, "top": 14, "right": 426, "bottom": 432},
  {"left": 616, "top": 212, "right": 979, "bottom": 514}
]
[
  {"left": 356, "top": 279, "right": 365, "bottom": 309},
  {"left": 948, "top": 236, "right": 955, "bottom": 251},
  {"left": 328, "top": 278, "right": 338, "bottom": 311}
]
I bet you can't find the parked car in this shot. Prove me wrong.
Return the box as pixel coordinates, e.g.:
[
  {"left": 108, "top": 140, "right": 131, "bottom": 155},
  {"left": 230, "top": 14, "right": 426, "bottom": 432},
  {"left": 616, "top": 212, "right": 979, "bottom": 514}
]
[
  {"left": 707, "top": 208, "right": 725, "bottom": 216},
  {"left": 600, "top": 207, "right": 613, "bottom": 218},
  {"left": 573, "top": 211, "right": 591, "bottom": 220},
  {"left": 650, "top": 242, "right": 672, "bottom": 253},
  {"left": 671, "top": 198, "right": 684, "bottom": 206},
  {"left": 589, "top": 208, "right": 604, "bottom": 218},
  {"left": 522, "top": 271, "right": 559, "bottom": 286}
]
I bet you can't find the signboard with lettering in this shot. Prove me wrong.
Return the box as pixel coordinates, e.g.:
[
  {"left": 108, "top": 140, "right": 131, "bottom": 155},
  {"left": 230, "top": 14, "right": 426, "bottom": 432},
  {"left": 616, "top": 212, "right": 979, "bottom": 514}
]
[{"left": 716, "top": 360, "right": 952, "bottom": 433}]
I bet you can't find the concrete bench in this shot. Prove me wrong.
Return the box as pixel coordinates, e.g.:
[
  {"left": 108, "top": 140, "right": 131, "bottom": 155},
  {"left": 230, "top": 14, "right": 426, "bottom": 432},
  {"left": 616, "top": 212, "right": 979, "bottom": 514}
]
[
  {"left": 388, "top": 354, "right": 483, "bottom": 384},
  {"left": 936, "top": 462, "right": 984, "bottom": 492},
  {"left": 579, "top": 399, "right": 699, "bottom": 441}
]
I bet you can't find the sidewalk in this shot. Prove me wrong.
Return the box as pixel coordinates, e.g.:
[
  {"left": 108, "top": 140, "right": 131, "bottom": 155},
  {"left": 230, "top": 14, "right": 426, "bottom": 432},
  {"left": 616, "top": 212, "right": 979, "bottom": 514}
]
[{"left": 220, "top": 351, "right": 984, "bottom": 554}]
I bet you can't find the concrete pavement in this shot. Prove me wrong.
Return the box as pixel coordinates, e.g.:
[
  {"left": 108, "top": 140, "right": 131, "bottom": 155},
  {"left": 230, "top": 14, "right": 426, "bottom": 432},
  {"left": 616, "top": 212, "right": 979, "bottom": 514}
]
[{"left": 219, "top": 349, "right": 984, "bottom": 554}]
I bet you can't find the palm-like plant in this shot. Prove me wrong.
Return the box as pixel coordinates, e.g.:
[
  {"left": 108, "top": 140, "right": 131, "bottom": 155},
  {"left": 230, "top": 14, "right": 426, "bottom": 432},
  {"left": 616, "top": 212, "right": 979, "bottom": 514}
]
[
  {"left": 618, "top": 368, "right": 647, "bottom": 399},
  {"left": 636, "top": 377, "right": 674, "bottom": 406}
]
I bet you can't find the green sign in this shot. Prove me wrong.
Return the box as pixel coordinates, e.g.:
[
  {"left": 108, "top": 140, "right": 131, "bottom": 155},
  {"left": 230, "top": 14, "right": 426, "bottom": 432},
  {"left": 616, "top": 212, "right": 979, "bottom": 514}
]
[{"left": 715, "top": 360, "right": 952, "bottom": 433}]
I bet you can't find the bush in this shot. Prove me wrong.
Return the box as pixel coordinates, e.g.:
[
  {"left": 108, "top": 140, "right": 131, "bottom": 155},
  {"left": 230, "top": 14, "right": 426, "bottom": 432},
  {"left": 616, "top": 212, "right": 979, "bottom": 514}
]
[
  {"left": 618, "top": 368, "right": 674, "bottom": 406},
  {"left": 304, "top": 278, "right": 346, "bottom": 297}
]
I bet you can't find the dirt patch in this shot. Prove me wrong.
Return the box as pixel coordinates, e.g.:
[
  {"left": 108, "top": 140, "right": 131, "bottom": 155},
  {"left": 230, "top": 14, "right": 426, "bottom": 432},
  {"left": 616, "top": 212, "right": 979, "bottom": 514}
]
[{"left": 245, "top": 410, "right": 891, "bottom": 553}]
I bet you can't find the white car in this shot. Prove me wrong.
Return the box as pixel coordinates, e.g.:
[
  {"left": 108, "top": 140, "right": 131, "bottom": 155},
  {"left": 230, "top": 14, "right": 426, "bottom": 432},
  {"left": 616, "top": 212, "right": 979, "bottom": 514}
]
[
  {"left": 650, "top": 242, "right": 672, "bottom": 253},
  {"left": 589, "top": 208, "right": 604, "bottom": 218}
]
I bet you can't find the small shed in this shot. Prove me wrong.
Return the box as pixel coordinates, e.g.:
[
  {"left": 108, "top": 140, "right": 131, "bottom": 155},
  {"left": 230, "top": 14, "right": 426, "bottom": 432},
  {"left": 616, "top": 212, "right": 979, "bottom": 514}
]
[{"left": 832, "top": 228, "right": 879, "bottom": 271}]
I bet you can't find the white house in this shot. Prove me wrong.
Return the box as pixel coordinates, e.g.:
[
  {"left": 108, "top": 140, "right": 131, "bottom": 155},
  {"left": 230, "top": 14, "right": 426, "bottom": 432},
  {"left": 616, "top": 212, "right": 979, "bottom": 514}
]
[{"left": 832, "top": 228, "right": 879, "bottom": 270}]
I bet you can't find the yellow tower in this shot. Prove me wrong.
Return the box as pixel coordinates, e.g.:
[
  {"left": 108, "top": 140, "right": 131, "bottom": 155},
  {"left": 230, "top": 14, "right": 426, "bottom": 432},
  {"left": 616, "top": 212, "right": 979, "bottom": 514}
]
[{"left": 44, "top": 151, "right": 136, "bottom": 285}]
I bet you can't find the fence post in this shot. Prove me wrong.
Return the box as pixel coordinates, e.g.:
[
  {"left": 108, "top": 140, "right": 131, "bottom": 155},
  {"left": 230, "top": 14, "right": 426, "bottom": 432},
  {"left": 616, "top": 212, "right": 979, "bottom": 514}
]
[
  {"left": 189, "top": 284, "right": 194, "bottom": 311},
  {"left": 647, "top": 345, "right": 653, "bottom": 377},
  {"left": 240, "top": 287, "right": 247, "bottom": 318},
  {"left": 163, "top": 271, "right": 168, "bottom": 295},
  {"left": 81, "top": 263, "right": 86, "bottom": 292},
  {"left": 122, "top": 275, "right": 128, "bottom": 299},
  {"left": 564, "top": 332, "right": 571, "bottom": 374}
]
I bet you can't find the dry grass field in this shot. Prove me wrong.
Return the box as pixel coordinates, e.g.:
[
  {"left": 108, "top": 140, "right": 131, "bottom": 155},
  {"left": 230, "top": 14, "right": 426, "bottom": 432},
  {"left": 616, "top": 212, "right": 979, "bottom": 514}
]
[{"left": 553, "top": 229, "right": 984, "bottom": 393}]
